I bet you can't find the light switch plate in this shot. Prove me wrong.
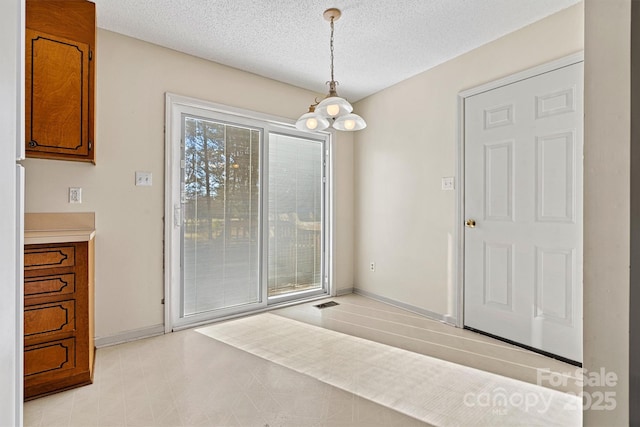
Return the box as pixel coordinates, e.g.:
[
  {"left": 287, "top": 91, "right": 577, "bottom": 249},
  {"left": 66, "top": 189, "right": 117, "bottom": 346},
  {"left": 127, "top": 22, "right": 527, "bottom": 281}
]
[
  {"left": 135, "top": 171, "right": 152, "bottom": 186},
  {"left": 441, "top": 177, "right": 455, "bottom": 191}
]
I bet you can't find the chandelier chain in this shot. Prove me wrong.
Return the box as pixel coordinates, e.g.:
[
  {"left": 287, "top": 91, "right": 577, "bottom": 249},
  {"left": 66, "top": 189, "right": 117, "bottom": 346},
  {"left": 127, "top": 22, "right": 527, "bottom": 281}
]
[
  {"left": 296, "top": 8, "right": 366, "bottom": 131},
  {"left": 329, "top": 16, "right": 335, "bottom": 83}
]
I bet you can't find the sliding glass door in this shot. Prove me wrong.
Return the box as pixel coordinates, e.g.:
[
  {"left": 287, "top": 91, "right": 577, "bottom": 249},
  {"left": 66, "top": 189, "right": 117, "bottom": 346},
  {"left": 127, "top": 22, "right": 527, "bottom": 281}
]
[
  {"left": 268, "top": 134, "right": 325, "bottom": 302},
  {"left": 182, "top": 118, "right": 261, "bottom": 315},
  {"left": 166, "top": 94, "right": 330, "bottom": 329}
]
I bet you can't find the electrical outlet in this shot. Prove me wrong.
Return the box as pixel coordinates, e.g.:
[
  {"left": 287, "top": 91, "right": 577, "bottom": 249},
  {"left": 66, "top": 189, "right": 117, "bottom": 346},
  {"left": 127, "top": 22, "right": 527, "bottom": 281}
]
[
  {"left": 441, "top": 177, "right": 455, "bottom": 190},
  {"left": 135, "top": 171, "right": 153, "bottom": 186},
  {"left": 69, "top": 187, "right": 82, "bottom": 204},
  {"left": 370, "top": 262, "right": 375, "bottom": 272}
]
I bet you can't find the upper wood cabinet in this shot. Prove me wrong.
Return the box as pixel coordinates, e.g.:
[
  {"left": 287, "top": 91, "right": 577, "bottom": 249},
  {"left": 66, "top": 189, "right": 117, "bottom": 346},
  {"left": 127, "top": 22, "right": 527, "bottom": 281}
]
[{"left": 26, "top": 0, "right": 96, "bottom": 163}]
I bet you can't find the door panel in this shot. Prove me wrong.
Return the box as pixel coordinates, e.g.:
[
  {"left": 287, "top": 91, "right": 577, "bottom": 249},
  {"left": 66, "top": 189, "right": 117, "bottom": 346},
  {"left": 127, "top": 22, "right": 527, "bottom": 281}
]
[
  {"left": 535, "top": 247, "right": 574, "bottom": 325},
  {"left": 536, "top": 132, "right": 576, "bottom": 222},
  {"left": 483, "top": 242, "right": 513, "bottom": 309},
  {"left": 464, "top": 62, "right": 583, "bottom": 362},
  {"left": 484, "top": 141, "right": 514, "bottom": 221}
]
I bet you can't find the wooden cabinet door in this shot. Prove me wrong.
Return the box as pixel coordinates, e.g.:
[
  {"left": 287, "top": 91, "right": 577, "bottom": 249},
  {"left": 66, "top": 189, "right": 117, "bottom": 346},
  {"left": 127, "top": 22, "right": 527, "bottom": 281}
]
[{"left": 25, "top": 28, "right": 91, "bottom": 159}]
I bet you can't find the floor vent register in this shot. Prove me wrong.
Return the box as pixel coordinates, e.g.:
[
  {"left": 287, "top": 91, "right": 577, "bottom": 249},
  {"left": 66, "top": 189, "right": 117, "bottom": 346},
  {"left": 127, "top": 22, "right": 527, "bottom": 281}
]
[{"left": 314, "top": 301, "right": 339, "bottom": 309}]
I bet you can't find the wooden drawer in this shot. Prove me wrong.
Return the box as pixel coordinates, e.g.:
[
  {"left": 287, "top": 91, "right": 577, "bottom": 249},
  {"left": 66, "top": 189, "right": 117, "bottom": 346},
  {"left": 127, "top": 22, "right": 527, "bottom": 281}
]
[
  {"left": 24, "top": 338, "right": 76, "bottom": 377},
  {"left": 25, "top": 245, "right": 75, "bottom": 271},
  {"left": 24, "top": 300, "right": 75, "bottom": 340},
  {"left": 25, "top": 273, "right": 75, "bottom": 299}
]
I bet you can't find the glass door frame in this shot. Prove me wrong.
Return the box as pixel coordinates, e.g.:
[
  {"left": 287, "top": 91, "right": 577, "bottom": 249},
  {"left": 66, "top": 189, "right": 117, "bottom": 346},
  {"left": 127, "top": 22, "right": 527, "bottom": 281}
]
[
  {"left": 164, "top": 93, "right": 332, "bottom": 332},
  {"left": 266, "top": 131, "right": 329, "bottom": 306}
]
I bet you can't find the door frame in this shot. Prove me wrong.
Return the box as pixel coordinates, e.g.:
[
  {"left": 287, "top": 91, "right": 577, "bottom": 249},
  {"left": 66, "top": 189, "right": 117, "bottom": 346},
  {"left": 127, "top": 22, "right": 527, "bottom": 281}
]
[
  {"left": 163, "top": 93, "right": 335, "bottom": 332},
  {"left": 454, "top": 52, "right": 584, "bottom": 328}
]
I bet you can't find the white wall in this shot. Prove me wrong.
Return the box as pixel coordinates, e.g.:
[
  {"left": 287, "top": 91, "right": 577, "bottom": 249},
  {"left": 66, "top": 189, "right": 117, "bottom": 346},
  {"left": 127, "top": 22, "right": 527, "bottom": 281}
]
[
  {"left": 0, "top": 0, "right": 22, "bottom": 425},
  {"left": 352, "top": 4, "right": 584, "bottom": 319},
  {"left": 24, "top": 29, "right": 354, "bottom": 341},
  {"left": 583, "top": 0, "right": 630, "bottom": 424}
]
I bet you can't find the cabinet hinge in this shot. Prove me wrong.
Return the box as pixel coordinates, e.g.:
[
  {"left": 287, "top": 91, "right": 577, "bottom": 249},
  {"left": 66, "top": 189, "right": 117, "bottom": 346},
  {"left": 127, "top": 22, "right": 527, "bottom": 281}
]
[
  {"left": 88, "top": 140, "right": 93, "bottom": 150},
  {"left": 89, "top": 50, "right": 93, "bottom": 61}
]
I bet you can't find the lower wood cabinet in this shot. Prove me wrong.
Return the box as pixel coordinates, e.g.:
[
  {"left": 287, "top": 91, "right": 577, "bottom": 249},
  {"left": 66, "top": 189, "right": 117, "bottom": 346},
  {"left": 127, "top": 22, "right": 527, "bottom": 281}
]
[{"left": 24, "top": 240, "right": 94, "bottom": 400}]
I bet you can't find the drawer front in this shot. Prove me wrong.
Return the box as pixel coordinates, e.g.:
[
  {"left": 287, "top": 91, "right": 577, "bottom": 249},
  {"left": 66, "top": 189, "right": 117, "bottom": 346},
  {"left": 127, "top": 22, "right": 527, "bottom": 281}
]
[
  {"left": 24, "top": 338, "right": 76, "bottom": 377},
  {"left": 24, "top": 300, "right": 75, "bottom": 338},
  {"left": 25, "top": 273, "right": 75, "bottom": 299},
  {"left": 25, "top": 245, "right": 75, "bottom": 271}
]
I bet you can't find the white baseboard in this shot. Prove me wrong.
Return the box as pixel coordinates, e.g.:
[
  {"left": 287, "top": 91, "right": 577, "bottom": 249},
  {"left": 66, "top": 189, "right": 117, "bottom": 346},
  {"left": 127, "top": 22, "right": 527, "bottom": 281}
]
[
  {"left": 335, "top": 287, "right": 354, "bottom": 296},
  {"left": 353, "top": 288, "right": 457, "bottom": 326},
  {"left": 94, "top": 324, "right": 165, "bottom": 348},
  {"left": 443, "top": 314, "right": 457, "bottom": 326},
  {"left": 94, "top": 290, "right": 457, "bottom": 348}
]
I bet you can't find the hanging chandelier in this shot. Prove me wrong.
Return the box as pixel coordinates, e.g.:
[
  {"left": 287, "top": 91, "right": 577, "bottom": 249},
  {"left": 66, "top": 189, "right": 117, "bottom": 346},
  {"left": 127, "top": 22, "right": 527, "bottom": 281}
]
[{"left": 296, "top": 8, "right": 367, "bottom": 132}]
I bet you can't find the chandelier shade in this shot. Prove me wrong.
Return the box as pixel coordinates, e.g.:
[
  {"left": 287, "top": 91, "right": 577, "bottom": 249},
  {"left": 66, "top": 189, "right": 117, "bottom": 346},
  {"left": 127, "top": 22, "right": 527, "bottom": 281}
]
[
  {"left": 296, "top": 8, "right": 366, "bottom": 133},
  {"left": 315, "top": 96, "right": 353, "bottom": 118},
  {"left": 333, "top": 113, "right": 367, "bottom": 131},
  {"left": 295, "top": 110, "right": 330, "bottom": 132}
]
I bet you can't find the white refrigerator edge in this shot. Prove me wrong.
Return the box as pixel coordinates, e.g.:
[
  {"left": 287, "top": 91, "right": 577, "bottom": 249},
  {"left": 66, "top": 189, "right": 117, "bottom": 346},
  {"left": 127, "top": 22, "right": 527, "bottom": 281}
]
[{"left": 1, "top": 0, "right": 25, "bottom": 426}]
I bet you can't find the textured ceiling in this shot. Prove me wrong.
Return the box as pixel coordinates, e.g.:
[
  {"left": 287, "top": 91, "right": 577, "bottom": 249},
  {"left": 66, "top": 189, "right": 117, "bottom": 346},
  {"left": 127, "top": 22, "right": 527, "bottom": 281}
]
[{"left": 93, "top": 0, "right": 581, "bottom": 102}]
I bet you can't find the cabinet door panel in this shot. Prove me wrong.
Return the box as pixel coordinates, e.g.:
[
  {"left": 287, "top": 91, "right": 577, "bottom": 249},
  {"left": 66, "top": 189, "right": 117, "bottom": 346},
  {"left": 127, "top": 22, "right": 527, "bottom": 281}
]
[
  {"left": 24, "top": 338, "right": 76, "bottom": 377},
  {"left": 24, "top": 300, "right": 75, "bottom": 340},
  {"left": 25, "top": 245, "right": 75, "bottom": 271},
  {"left": 25, "top": 273, "right": 75, "bottom": 299},
  {"left": 26, "top": 28, "right": 89, "bottom": 157}
]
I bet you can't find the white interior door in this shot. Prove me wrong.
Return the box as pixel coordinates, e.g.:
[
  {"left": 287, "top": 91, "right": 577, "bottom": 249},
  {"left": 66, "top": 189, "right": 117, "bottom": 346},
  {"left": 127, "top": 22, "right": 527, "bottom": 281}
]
[{"left": 463, "top": 62, "right": 583, "bottom": 363}]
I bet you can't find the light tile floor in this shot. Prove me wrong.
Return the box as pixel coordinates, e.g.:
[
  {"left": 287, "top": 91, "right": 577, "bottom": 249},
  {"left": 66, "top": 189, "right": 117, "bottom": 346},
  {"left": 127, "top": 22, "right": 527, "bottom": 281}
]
[
  {"left": 24, "top": 294, "right": 579, "bottom": 426},
  {"left": 275, "top": 294, "right": 581, "bottom": 393},
  {"left": 197, "top": 313, "right": 580, "bottom": 426}
]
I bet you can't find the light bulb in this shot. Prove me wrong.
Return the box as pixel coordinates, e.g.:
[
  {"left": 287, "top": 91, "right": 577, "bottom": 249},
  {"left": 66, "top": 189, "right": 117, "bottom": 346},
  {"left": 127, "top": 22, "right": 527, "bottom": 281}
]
[
  {"left": 306, "top": 117, "right": 318, "bottom": 130},
  {"left": 344, "top": 120, "right": 355, "bottom": 130},
  {"left": 326, "top": 104, "right": 340, "bottom": 116}
]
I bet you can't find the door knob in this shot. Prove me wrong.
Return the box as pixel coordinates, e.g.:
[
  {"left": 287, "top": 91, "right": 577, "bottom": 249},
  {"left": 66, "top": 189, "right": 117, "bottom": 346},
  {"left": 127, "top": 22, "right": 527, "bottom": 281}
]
[{"left": 465, "top": 219, "right": 476, "bottom": 228}]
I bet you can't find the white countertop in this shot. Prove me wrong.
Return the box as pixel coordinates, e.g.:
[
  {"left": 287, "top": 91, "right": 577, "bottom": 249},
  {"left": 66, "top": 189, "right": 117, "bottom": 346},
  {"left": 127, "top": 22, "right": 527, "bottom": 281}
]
[{"left": 24, "top": 212, "right": 95, "bottom": 245}]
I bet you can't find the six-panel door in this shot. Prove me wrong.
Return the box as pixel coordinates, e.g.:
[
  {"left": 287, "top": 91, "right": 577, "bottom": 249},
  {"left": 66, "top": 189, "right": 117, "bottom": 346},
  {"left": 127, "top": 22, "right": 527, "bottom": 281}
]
[{"left": 464, "top": 62, "right": 584, "bottom": 363}]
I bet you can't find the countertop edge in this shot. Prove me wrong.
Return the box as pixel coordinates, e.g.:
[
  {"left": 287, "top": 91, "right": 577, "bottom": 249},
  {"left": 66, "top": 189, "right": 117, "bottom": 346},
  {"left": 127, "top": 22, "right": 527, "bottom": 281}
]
[{"left": 25, "top": 229, "right": 96, "bottom": 245}]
